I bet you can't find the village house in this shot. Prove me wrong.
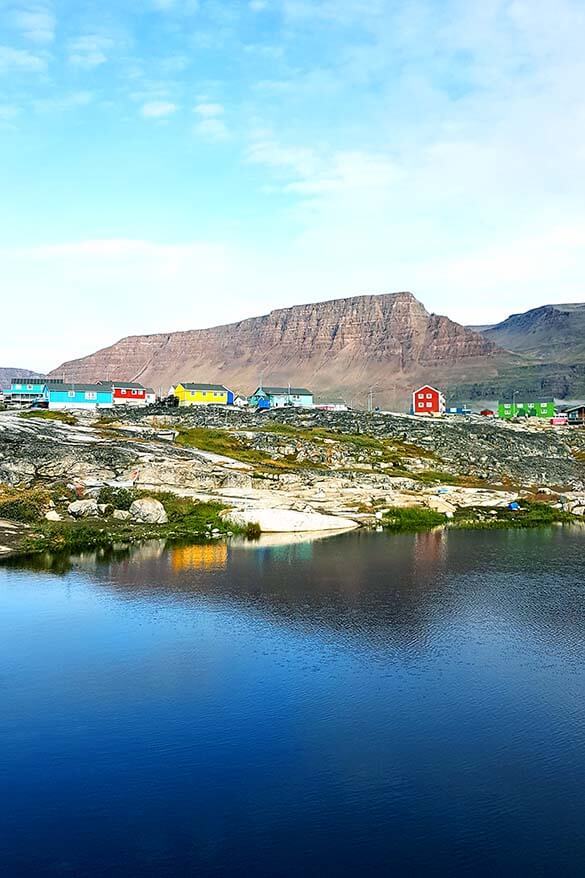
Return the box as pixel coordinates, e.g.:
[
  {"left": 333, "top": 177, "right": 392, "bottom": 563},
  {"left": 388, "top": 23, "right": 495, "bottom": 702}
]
[
  {"left": 497, "top": 397, "right": 556, "bottom": 419},
  {"left": 249, "top": 386, "right": 314, "bottom": 409},
  {"left": 8, "top": 377, "right": 48, "bottom": 405},
  {"left": 145, "top": 388, "right": 157, "bottom": 406},
  {"left": 100, "top": 380, "right": 148, "bottom": 407},
  {"left": 173, "top": 383, "right": 234, "bottom": 407},
  {"left": 6, "top": 377, "right": 66, "bottom": 406},
  {"left": 43, "top": 382, "right": 113, "bottom": 410},
  {"left": 412, "top": 385, "right": 446, "bottom": 415},
  {"left": 314, "top": 397, "right": 349, "bottom": 412},
  {"left": 560, "top": 403, "right": 585, "bottom": 425}
]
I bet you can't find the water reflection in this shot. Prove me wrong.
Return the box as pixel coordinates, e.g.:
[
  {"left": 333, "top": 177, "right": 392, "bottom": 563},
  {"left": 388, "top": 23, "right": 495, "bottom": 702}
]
[{"left": 171, "top": 541, "right": 228, "bottom": 571}]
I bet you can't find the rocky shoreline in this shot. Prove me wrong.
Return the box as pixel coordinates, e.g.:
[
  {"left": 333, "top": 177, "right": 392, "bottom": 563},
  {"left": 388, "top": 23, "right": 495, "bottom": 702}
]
[{"left": 1, "top": 407, "right": 584, "bottom": 559}]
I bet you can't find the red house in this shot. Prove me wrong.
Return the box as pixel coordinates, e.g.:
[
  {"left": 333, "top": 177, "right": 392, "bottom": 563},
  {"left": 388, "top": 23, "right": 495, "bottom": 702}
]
[
  {"left": 102, "top": 381, "right": 147, "bottom": 407},
  {"left": 412, "top": 385, "right": 445, "bottom": 416}
]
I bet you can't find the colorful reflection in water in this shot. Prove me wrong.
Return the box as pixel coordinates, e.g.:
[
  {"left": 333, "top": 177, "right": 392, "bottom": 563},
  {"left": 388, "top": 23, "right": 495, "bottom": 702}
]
[{"left": 171, "top": 542, "right": 228, "bottom": 571}]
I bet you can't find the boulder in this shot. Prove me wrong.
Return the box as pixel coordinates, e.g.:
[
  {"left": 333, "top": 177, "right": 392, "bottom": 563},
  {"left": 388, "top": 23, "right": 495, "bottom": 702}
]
[
  {"left": 224, "top": 507, "right": 359, "bottom": 533},
  {"left": 45, "top": 510, "right": 62, "bottom": 521},
  {"left": 68, "top": 499, "right": 99, "bottom": 518},
  {"left": 113, "top": 509, "right": 131, "bottom": 521},
  {"left": 426, "top": 497, "right": 457, "bottom": 517},
  {"left": 129, "top": 498, "right": 168, "bottom": 524}
]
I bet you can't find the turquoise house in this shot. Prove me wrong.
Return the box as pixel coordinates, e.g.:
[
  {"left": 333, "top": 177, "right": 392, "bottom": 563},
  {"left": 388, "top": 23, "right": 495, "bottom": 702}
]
[
  {"left": 44, "top": 382, "right": 113, "bottom": 410},
  {"left": 9, "top": 377, "right": 47, "bottom": 405},
  {"left": 249, "top": 386, "right": 314, "bottom": 409}
]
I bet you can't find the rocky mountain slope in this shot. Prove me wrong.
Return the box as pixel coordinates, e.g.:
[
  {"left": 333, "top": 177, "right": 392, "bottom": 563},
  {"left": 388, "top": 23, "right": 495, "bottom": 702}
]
[
  {"left": 51, "top": 292, "right": 505, "bottom": 409},
  {"left": 475, "top": 303, "right": 585, "bottom": 363}
]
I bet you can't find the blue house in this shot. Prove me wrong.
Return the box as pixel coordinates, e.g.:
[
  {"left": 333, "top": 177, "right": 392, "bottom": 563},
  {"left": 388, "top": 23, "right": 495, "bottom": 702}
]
[
  {"left": 249, "top": 386, "right": 314, "bottom": 409},
  {"left": 43, "top": 382, "right": 113, "bottom": 410}
]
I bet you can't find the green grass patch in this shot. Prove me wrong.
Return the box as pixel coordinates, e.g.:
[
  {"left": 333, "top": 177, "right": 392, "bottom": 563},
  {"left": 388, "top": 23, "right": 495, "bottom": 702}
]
[
  {"left": 413, "top": 470, "right": 486, "bottom": 487},
  {"left": 175, "top": 426, "right": 325, "bottom": 471},
  {"left": 382, "top": 506, "right": 447, "bottom": 531},
  {"left": 452, "top": 501, "right": 576, "bottom": 529},
  {"left": 19, "top": 409, "right": 77, "bottom": 426}
]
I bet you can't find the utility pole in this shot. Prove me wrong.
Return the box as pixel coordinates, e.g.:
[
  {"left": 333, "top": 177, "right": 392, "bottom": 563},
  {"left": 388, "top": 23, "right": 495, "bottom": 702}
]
[{"left": 367, "top": 386, "right": 375, "bottom": 413}]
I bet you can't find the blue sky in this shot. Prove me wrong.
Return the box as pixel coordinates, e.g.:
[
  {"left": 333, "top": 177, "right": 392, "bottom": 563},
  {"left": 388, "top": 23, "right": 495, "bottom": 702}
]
[{"left": 1, "top": 0, "right": 585, "bottom": 370}]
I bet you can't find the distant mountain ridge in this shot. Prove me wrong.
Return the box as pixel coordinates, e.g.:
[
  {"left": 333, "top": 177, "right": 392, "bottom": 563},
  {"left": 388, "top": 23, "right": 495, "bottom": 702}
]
[
  {"left": 473, "top": 302, "right": 585, "bottom": 364},
  {"left": 0, "top": 367, "right": 42, "bottom": 389}
]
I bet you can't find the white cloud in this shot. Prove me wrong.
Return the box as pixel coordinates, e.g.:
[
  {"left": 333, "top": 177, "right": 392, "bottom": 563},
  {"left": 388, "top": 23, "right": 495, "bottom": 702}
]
[
  {"left": 249, "top": 0, "right": 269, "bottom": 10},
  {"left": 193, "top": 101, "right": 228, "bottom": 140},
  {"left": 246, "top": 135, "right": 319, "bottom": 177},
  {"left": 141, "top": 100, "right": 178, "bottom": 117},
  {"left": 194, "top": 101, "right": 224, "bottom": 117},
  {"left": 194, "top": 117, "right": 229, "bottom": 141},
  {"left": 0, "top": 45, "right": 46, "bottom": 72},
  {"left": 33, "top": 91, "right": 94, "bottom": 112},
  {"left": 68, "top": 34, "right": 114, "bottom": 69},
  {"left": 9, "top": 4, "right": 55, "bottom": 44}
]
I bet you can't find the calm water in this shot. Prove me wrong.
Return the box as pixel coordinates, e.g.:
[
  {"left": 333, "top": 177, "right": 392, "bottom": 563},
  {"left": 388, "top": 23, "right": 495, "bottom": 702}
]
[{"left": 1, "top": 528, "right": 585, "bottom": 877}]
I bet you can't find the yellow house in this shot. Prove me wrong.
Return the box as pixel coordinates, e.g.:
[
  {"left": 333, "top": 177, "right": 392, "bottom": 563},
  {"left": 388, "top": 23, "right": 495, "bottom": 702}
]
[{"left": 173, "top": 383, "right": 234, "bottom": 407}]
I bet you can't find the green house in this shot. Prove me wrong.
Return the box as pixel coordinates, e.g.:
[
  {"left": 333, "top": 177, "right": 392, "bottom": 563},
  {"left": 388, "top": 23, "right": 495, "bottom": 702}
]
[{"left": 498, "top": 397, "right": 556, "bottom": 419}]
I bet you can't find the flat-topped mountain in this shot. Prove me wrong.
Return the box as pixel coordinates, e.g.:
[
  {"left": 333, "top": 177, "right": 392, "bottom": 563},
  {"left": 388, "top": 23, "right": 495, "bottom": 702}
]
[{"left": 50, "top": 292, "right": 503, "bottom": 408}]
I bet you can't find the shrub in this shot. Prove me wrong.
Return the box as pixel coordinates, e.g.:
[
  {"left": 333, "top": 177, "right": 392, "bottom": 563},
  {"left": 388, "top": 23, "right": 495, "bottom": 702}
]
[
  {"left": 0, "top": 497, "right": 44, "bottom": 523},
  {"left": 97, "top": 486, "right": 136, "bottom": 510},
  {"left": 245, "top": 521, "right": 261, "bottom": 540}
]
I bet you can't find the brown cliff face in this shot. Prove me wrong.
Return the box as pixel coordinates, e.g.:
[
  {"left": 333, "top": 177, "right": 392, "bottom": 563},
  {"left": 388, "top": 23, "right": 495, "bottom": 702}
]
[{"left": 50, "top": 292, "right": 503, "bottom": 408}]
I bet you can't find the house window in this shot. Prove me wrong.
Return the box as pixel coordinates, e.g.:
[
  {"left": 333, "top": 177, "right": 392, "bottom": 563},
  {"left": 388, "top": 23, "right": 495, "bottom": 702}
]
[
  {"left": 418, "top": 393, "right": 424, "bottom": 398},
  {"left": 426, "top": 393, "right": 432, "bottom": 399},
  {"left": 85, "top": 392, "right": 97, "bottom": 400},
  {"left": 426, "top": 402, "right": 432, "bottom": 408},
  {"left": 68, "top": 390, "right": 75, "bottom": 398},
  {"left": 132, "top": 389, "right": 137, "bottom": 395}
]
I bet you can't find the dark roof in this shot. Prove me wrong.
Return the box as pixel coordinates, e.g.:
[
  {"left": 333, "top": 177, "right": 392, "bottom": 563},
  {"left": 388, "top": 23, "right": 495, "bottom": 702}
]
[
  {"left": 559, "top": 403, "right": 585, "bottom": 412},
  {"left": 178, "top": 383, "right": 231, "bottom": 392},
  {"left": 499, "top": 396, "right": 555, "bottom": 404},
  {"left": 46, "top": 383, "right": 112, "bottom": 393},
  {"left": 145, "top": 388, "right": 155, "bottom": 394},
  {"left": 256, "top": 386, "right": 313, "bottom": 396},
  {"left": 11, "top": 376, "right": 47, "bottom": 384}
]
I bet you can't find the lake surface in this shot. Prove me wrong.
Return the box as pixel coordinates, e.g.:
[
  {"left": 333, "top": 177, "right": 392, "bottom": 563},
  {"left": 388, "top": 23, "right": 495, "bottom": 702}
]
[{"left": 1, "top": 527, "right": 585, "bottom": 876}]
